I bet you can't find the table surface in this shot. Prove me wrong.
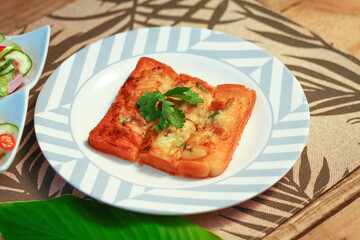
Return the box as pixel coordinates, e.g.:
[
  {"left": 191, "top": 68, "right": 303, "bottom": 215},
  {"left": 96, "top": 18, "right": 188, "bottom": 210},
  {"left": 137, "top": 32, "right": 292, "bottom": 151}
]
[
  {"left": 259, "top": 2, "right": 360, "bottom": 239},
  {"left": 1, "top": 0, "right": 359, "bottom": 239},
  {"left": 260, "top": 2, "right": 360, "bottom": 239}
]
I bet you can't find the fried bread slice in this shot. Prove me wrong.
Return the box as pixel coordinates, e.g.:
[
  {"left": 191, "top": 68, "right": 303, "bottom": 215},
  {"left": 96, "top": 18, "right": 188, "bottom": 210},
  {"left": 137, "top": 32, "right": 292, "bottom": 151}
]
[
  {"left": 88, "top": 57, "right": 178, "bottom": 161},
  {"left": 138, "top": 73, "right": 215, "bottom": 175},
  {"left": 178, "top": 84, "right": 256, "bottom": 177},
  {"left": 88, "top": 57, "right": 256, "bottom": 178},
  {"left": 139, "top": 84, "right": 256, "bottom": 178}
]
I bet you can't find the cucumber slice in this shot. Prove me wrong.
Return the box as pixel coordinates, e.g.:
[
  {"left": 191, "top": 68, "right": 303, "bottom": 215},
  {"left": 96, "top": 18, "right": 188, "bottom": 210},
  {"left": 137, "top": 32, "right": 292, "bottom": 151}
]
[
  {"left": 0, "top": 77, "right": 7, "bottom": 97},
  {"left": 0, "top": 59, "right": 12, "bottom": 73},
  {"left": 0, "top": 63, "right": 15, "bottom": 78},
  {"left": 0, "top": 63, "right": 15, "bottom": 77},
  {"left": 2, "top": 71, "right": 15, "bottom": 82},
  {"left": 0, "top": 43, "right": 22, "bottom": 59},
  {"left": 0, "top": 123, "right": 19, "bottom": 135},
  {"left": 4, "top": 50, "right": 32, "bottom": 75},
  {"left": 0, "top": 33, "right": 5, "bottom": 44}
]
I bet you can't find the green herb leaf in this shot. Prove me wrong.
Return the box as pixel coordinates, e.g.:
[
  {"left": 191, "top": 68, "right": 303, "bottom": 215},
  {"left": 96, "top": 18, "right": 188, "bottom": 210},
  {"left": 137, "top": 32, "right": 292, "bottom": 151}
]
[
  {"left": 182, "top": 90, "right": 204, "bottom": 104},
  {"left": 0, "top": 195, "right": 221, "bottom": 240},
  {"left": 138, "top": 91, "right": 164, "bottom": 122},
  {"left": 164, "top": 86, "right": 190, "bottom": 96},
  {"left": 208, "top": 111, "right": 220, "bottom": 120},
  {"left": 165, "top": 87, "right": 204, "bottom": 104},
  {"left": 138, "top": 87, "right": 203, "bottom": 131},
  {"left": 169, "top": 109, "right": 186, "bottom": 129},
  {"left": 154, "top": 100, "right": 174, "bottom": 131}
]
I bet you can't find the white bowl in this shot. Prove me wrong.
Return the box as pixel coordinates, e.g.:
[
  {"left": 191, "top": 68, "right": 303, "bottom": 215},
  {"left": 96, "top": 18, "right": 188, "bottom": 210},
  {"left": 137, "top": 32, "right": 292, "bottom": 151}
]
[{"left": 0, "top": 25, "right": 50, "bottom": 173}]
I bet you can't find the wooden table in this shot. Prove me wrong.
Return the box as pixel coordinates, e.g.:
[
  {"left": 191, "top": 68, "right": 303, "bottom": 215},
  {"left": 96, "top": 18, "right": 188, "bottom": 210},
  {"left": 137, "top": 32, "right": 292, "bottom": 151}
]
[{"left": 1, "top": 0, "right": 359, "bottom": 239}]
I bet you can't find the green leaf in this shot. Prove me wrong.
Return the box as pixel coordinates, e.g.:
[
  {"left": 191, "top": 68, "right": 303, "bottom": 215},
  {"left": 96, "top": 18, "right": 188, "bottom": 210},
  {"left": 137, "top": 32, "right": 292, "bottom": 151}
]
[
  {"left": 164, "top": 87, "right": 190, "bottom": 96},
  {"left": 165, "top": 87, "right": 204, "bottom": 104},
  {"left": 0, "top": 195, "right": 221, "bottom": 240},
  {"left": 138, "top": 91, "right": 164, "bottom": 121},
  {"left": 183, "top": 90, "right": 204, "bottom": 104},
  {"left": 138, "top": 87, "right": 203, "bottom": 131},
  {"left": 169, "top": 109, "right": 186, "bottom": 129},
  {"left": 155, "top": 99, "right": 174, "bottom": 131}
]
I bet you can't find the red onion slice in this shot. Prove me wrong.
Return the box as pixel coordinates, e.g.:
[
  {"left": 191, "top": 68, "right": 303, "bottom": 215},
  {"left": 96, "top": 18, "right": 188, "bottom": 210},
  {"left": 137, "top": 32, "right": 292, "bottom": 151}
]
[{"left": 7, "top": 74, "right": 23, "bottom": 94}]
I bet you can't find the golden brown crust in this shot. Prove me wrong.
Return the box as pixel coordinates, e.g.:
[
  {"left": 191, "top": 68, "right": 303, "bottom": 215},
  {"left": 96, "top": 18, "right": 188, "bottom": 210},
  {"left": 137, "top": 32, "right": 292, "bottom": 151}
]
[
  {"left": 88, "top": 57, "right": 176, "bottom": 162},
  {"left": 88, "top": 57, "right": 256, "bottom": 178},
  {"left": 178, "top": 85, "right": 256, "bottom": 177}
]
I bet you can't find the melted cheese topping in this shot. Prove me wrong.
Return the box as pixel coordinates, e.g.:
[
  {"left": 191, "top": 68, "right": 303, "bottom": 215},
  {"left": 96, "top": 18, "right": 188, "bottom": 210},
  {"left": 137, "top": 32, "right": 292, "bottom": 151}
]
[
  {"left": 151, "top": 84, "right": 215, "bottom": 160},
  {"left": 179, "top": 86, "right": 213, "bottom": 126},
  {"left": 182, "top": 129, "right": 213, "bottom": 159},
  {"left": 152, "top": 121, "right": 196, "bottom": 156}
]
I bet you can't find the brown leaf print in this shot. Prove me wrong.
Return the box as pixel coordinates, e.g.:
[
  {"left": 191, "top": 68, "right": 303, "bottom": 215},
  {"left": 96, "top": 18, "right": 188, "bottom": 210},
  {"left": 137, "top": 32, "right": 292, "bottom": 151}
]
[
  {"left": 313, "top": 157, "right": 330, "bottom": 199},
  {"left": 299, "top": 147, "right": 311, "bottom": 192}
]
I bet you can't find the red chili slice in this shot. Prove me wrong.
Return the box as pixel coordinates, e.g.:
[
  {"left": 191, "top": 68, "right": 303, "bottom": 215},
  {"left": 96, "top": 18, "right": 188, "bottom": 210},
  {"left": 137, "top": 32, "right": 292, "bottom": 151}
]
[
  {"left": 0, "top": 46, "right": 6, "bottom": 52},
  {"left": 0, "top": 134, "right": 16, "bottom": 150}
]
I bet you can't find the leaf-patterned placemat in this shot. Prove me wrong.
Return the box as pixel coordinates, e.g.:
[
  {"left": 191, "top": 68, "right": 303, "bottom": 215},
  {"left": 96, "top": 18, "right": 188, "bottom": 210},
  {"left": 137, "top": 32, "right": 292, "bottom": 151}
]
[{"left": 1, "top": 0, "right": 359, "bottom": 239}]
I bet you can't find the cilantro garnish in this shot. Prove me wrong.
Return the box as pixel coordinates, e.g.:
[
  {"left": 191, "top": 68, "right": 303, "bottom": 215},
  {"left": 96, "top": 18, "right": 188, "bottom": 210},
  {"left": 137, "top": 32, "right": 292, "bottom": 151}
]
[
  {"left": 164, "top": 87, "right": 204, "bottom": 104},
  {"left": 208, "top": 111, "right": 219, "bottom": 120},
  {"left": 178, "top": 142, "right": 187, "bottom": 150},
  {"left": 137, "top": 87, "right": 203, "bottom": 131}
]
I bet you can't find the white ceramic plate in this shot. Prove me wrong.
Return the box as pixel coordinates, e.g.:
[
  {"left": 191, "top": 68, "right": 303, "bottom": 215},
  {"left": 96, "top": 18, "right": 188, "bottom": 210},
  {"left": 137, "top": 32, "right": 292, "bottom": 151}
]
[
  {"left": 35, "top": 27, "right": 309, "bottom": 215},
  {"left": 0, "top": 26, "right": 50, "bottom": 173}
]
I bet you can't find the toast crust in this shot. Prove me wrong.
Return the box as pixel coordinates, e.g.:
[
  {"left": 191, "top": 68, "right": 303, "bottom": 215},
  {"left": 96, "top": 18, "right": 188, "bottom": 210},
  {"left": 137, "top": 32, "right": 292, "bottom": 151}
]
[{"left": 88, "top": 57, "right": 256, "bottom": 178}]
